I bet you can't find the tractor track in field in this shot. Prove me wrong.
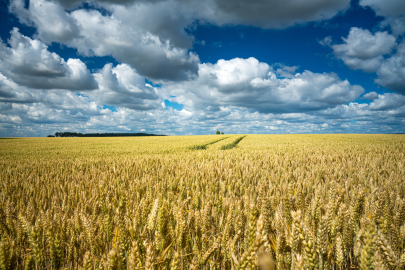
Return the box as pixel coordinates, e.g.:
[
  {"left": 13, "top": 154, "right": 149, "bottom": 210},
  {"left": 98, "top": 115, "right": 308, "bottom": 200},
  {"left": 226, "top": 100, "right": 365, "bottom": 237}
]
[
  {"left": 220, "top": 135, "right": 247, "bottom": 150},
  {"left": 188, "top": 136, "right": 230, "bottom": 150}
]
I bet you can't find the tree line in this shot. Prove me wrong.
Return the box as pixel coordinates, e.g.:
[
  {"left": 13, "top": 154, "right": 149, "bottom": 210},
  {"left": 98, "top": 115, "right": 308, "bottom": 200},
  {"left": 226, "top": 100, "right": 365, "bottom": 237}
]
[{"left": 49, "top": 132, "right": 166, "bottom": 137}]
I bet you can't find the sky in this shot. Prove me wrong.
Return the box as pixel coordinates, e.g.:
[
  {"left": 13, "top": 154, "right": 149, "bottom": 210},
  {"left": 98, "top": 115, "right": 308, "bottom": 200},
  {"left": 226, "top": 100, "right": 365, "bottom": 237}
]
[{"left": 0, "top": 0, "right": 404, "bottom": 136}]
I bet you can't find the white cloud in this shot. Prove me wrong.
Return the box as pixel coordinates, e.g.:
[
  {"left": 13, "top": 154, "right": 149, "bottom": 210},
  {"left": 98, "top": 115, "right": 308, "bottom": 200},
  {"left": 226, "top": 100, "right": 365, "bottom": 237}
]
[
  {"left": 333, "top": 28, "right": 396, "bottom": 59},
  {"left": 68, "top": 7, "right": 200, "bottom": 81},
  {"left": 8, "top": 0, "right": 354, "bottom": 80},
  {"left": 195, "top": 0, "right": 351, "bottom": 29},
  {"left": 0, "top": 28, "right": 97, "bottom": 90},
  {"left": 162, "top": 57, "right": 364, "bottom": 114},
  {"left": 2, "top": 0, "right": 404, "bottom": 137},
  {"left": 33, "top": 0, "right": 351, "bottom": 29},
  {"left": 9, "top": 0, "right": 81, "bottom": 43},
  {"left": 368, "top": 93, "right": 405, "bottom": 110},
  {"left": 0, "top": 73, "right": 45, "bottom": 103},
  {"left": 2, "top": 93, "right": 404, "bottom": 137},
  {"left": 360, "top": 0, "right": 405, "bottom": 36},
  {"left": 375, "top": 49, "right": 405, "bottom": 93},
  {"left": 91, "top": 63, "right": 163, "bottom": 110},
  {"left": 330, "top": 27, "right": 396, "bottom": 72},
  {"left": 10, "top": 0, "right": 200, "bottom": 81},
  {"left": 362, "top": 91, "right": 379, "bottom": 100},
  {"left": 0, "top": 113, "right": 22, "bottom": 124},
  {"left": 0, "top": 63, "right": 163, "bottom": 113},
  {"left": 200, "top": 58, "right": 270, "bottom": 86},
  {"left": 380, "top": 16, "right": 405, "bottom": 36},
  {"left": 3, "top": 52, "right": 397, "bottom": 136},
  {"left": 327, "top": 28, "right": 405, "bottom": 94},
  {"left": 359, "top": 0, "right": 405, "bottom": 17}
]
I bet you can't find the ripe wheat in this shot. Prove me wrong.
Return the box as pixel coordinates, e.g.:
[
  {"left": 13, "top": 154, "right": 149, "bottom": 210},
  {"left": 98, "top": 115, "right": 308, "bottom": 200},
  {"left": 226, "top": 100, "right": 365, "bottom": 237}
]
[{"left": 0, "top": 134, "right": 404, "bottom": 269}]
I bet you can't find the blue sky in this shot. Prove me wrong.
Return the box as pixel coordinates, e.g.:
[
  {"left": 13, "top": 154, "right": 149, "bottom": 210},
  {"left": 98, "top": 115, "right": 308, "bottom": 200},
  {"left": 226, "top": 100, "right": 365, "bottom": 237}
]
[{"left": 0, "top": 0, "right": 404, "bottom": 136}]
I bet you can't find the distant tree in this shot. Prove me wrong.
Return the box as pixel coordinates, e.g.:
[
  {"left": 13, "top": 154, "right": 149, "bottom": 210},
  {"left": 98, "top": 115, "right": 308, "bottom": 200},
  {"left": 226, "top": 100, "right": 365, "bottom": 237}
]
[
  {"left": 216, "top": 130, "right": 220, "bottom": 134},
  {"left": 221, "top": 132, "right": 224, "bottom": 135},
  {"left": 47, "top": 135, "right": 55, "bottom": 137}
]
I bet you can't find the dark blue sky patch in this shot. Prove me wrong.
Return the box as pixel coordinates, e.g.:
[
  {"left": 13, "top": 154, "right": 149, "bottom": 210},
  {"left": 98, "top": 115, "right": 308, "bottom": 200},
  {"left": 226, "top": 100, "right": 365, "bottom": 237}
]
[
  {"left": 76, "top": 93, "right": 90, "bottom": 98},
  {"left": 164, "top": 100, "right": 184, "bottom": 111},
  {"left": 145, "top": 79, "right": 161, "bottom": 88},
  {"left": 67, "top": 2, "right": 112, "bottom": 16},
  {"left": 0, "top": 0, "right": 35, "bottom": 42},
  {"left": 102, "top": 104, "right": 117, "bottom": 112},
  {"left": 47, "top": 43, "right": 120, "bottom": 71}
]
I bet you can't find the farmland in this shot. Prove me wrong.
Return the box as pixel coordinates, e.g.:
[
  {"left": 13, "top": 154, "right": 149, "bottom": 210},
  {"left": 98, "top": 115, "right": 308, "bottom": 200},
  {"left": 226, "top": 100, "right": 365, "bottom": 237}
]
[{"left": 0, "top": 134, "right": 405, "bottom": 269}]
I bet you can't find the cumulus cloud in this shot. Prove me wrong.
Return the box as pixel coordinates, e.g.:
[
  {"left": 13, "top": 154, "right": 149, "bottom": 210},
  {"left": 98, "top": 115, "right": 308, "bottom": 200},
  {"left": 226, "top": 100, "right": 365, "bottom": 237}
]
[
  {"left": 4, "top": 50, "right": 396, "bottom": 137},
  {"left": 0, "top": 28, "right": 162, "bottom": 114},
  {"left": 197, "top": 0, "right": 351, "bottom": 29},
  {"left": 0, "top": 28, "right": 97, "bottom": 90},
  {"left": 2, "top": 92, "right": 404, "bottom": 137},
  {"left": 163, "top": 57, "right": 364, "bottom": 114},
  {"left": 10, "top": 0, "right": 200, "bottom": 81},
  {"left": 362, "top": 91, "right": 379, "bottom": 100},
  {"left": 66, "top": 6, "right": 200, "bottom": 81},
  {"left": 9, "top": 0, "right": 81, "bottom": 43},
  {"left": 380, "top": 16, "right": 405, "bottom": 36},
  {"left": 326, "top": 28, "right": 405, "bottom": 94},
  {"left": 368, "top": 93, "right": 405, "bottom": 110},
  {"left": 359, "top": 0, "right": 405, "bottom": 17},
  {"left": 32, "top": 0, "right": 351, "bottom": 29},
  {"left": 329, "top": 27, "right": 396, "bottom": 72},
  {"left": 7, "top": 0, "right": 354, "bottom": 81},
  {"left": 0, "top": 65, "right": 163, "bottom": 113},
  {"left": 0, "top": 77, "right": 16, "bottom": 99},
  {"left": 360, "top": 0, "right": 405, "bottom": 36},
  {"left": 2, "top": 0, "right": 403, "bottom": 136},
  {"left": 375, "top": 43, "right": 405, "bottom": 93},
  {"left": 0, "top": 73, "right": 45, "bottom": 103},
  {"left": 91, "top": 63, "right": 163, "bottom": 110}
]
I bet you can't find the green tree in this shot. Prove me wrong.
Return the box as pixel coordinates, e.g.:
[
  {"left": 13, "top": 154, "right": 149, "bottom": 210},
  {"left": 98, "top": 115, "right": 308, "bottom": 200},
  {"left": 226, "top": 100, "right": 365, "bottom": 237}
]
[
  {"left": 221, "top": 132, "right": 224, "bottom": 135},
  {"left": 216, "top": 130, "right": 220, "bottom": 134}
]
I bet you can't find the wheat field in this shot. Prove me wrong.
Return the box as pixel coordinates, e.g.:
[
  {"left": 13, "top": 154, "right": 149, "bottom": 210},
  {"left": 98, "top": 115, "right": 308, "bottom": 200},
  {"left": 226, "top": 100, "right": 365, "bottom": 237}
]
[{"left": 0, "top": 134, "right": 405, "bottom": 270}]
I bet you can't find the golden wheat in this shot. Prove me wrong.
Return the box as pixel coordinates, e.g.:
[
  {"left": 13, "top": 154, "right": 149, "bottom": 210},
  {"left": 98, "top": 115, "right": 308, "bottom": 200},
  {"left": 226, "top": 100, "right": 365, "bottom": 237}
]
[{"left": 0, "top": 134, "right": 404, "bottom": 269}]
